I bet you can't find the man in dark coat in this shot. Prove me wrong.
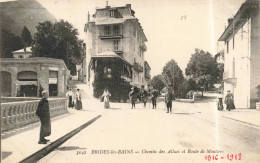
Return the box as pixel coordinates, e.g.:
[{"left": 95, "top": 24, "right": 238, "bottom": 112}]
[
  {"left": 36, "top": 90, "right": 51, "bottom": 144},
  {"left": 151, "top": 89, "right": 158, "bottom": 109},
  {"left": 165, "top": 89, "right": 175, "bottom": 113},
  {"left": 140, "top": 87, "right": 148, "bottom": 108}
]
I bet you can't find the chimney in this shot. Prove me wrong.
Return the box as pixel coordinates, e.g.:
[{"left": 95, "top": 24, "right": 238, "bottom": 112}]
[
  {"left": 126, "top": 4, "right": 131, "bottom": 8},
  {"left": 88, "top": 12, "right": 90, "bottom": 22},
  {"left": 106, "top": 1, "right": 110, "bottom": 8},
  {"left": 24, "top": 46, "right": 26, "bottom": 52}
]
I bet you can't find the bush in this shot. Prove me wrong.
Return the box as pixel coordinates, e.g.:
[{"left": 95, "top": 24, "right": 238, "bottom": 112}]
[{"left": 93, "top": 74, "right": 132, "bottom": 102}]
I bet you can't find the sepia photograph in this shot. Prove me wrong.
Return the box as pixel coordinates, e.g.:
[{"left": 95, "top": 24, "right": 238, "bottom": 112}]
[{"left": 0, "top": 0, "right": 260, "bottom": 162}]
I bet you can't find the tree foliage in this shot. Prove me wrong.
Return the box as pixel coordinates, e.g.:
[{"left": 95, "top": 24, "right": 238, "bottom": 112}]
[
  {"left": 0, "top": 29, "right": 23, "bottom": 58},
  {"left": 162, "top": 59, "right": 185, "bottom": 98},
  {"left": 32, "top": 20, "right": 83, "bottom": 75},
  {"left": 21, "top": 26, "right": 32, "bottom": 47},
  {"left": 151, "top": 75, "right": 165, "bottom": 92},
  {"left": 185, "top": 49, "right": 218, "bottom": 94}
]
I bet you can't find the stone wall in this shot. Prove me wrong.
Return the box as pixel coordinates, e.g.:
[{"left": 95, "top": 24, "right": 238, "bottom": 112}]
[{"left": 1, "top": 98, "right": 68, "bottom": 132}]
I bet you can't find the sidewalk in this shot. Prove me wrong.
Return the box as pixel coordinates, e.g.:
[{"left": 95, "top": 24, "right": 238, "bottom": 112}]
[
  {"left": 1, "top": 98, "right": 102, "bottom": 163},
  {"left": 219, "top": 108, "right": 260, "bottom": 127}
]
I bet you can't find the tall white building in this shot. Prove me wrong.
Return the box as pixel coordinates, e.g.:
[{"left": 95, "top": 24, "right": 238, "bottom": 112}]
[
  {"left": 218, "top": 0, "right": 260, "bottom": 108},
  {"left": 84, "top": 4, "right": 151, "bottom": 99}
]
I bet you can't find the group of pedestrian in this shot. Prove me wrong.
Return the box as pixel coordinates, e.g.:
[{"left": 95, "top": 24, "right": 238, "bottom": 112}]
[
  {"left": 66, "top": 88, "right": 82, "bottom": 110},
  {"left": 217, "top": 90, "right": 235, "bottom": 111}
]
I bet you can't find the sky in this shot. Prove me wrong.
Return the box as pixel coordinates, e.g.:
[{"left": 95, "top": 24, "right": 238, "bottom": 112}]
[{"left": 4, "top": 0, "right": 246, "bottom": 77}]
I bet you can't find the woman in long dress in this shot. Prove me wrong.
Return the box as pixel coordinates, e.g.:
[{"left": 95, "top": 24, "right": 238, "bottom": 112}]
[
  {"left": 102, "top": 88, "right": 111, "bottom": 109},
  {"left": 225, "top": 90, "right": 235, "bottom": 111},
  {"left": 129, "top": 87, "right": 137, "bottom": 109},
  {"left": 75, "top": 89, "right": 82, "bottom": 110}
]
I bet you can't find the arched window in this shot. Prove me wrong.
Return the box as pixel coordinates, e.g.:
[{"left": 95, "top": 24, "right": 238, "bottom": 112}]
[{"left": 18, "top": 71, "right": 37, "bottom": 81}]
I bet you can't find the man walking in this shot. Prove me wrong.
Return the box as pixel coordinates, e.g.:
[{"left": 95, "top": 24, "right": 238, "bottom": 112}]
[
  {"left": 151, "top": 89, "right": 158, "bottom": 109},
  {"left": 140, "top": 86, "right": 148, "bottom": 108},
  {"left": 36, "top": 90, "right": 51, "bottom": 144},
  {"left": 165, "top": 89, "right": 175, "bottom": 114}
]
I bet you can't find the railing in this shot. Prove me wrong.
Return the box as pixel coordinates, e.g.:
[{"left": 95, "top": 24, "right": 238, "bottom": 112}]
[
  {"left": 140, "top": 42, "right": 147, "bottom": 51},
  {"left": 145, "top": 73, "right": 151, "bottom": 79},
  {"left": 1, "top": 98, "right": 68, "bottom": 132},
  {"left": 133, "top": 63, "right": 143, "bottom": 72}
]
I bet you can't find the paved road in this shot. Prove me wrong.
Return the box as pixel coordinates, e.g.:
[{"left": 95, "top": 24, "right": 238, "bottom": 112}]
[{"left": 39, "top": 98, "right": 260, "bottom": 163}]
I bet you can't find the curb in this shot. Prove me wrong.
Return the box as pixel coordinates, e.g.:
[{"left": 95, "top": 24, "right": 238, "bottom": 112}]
[
  {"left": 19, "top": 115, "right": 102, "bottom": 163},
  {"left": 221, "top": 116, "right": 260, "bottom": 128}
]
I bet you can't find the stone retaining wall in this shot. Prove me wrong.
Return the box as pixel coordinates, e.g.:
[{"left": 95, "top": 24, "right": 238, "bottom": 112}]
[{"left": 1, "top": 98, "right": 68, "bottom": 132}]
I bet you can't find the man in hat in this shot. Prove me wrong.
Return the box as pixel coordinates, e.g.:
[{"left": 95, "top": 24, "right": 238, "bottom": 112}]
[
  {"left": 36, "top": 90, "right": 51, "bottom": 144},
  {"left": 140, "top": 86, "right": 148, "bottom": 108},
  {"left": 165, "top": 89, "right": 175, "bottom": 113}
]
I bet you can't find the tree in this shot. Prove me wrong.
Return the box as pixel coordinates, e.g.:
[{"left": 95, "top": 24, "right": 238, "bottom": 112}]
[
  {"left": 151, "top": 75, "right": 165, "bottom": 93},
  {"left": 185, "top": 49, "right": 218, "bottom": 96},
  {"left": 21, "top": 26, "right": 32, "bottom": 48},
  {"left": 0, "top": 29, "right": 23, "bottom": 58},
  {"left": 32, "top": 20, "right": 83, "bottom": 75},
  {"left": 162, "top": 59, "right": 185, "bottom": 97}
]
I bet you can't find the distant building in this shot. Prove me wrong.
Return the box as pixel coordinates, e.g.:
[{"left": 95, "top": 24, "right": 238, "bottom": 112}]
[
  {"left": 84, "top": 4, "right": 151, "bottom": 97},
  {"left": 0, "top": 57, "right": 67, "bottom": 97},
  {"left": 218, "top": 0, "right": 260, "bottom": 108},
  {"left": 12, "top": 47, "right": 32, "bottom": 59},
  {"left": 215, "top": 50, "right": 224, "bottom": 64}
]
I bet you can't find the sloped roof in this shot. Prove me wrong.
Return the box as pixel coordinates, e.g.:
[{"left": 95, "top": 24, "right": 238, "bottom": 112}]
[
  {"left": 95, "top": 16, "right": 136, "bottom": 25},
  {"left": 92, "top": 49, "right": 132, "bottom": 66},
  {"left": 12, "top": 47, "right": 32, "bottom": 53}
]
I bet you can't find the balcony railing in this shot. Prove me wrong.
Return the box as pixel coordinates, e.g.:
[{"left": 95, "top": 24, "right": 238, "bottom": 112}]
[
  {"left": 145, "top": 73, "right": 151, "bottom": 79},
  {"left": 99, "top": 35, "right": 123, "bottom": 40},
  {"left": 1, "top": 98, "right": 68, "bottom": 132},
  {"left": 140, "top": 42, "right": 147, "bottom": 51},
  {"left": 133, "top": 63, "right": 143, "bottom": 73},
  {"left": 223, "top": 70, "right": 237, "bottom": 86},
  {"left": 98, "top": 28, "right": 123, "bottom": 40}
]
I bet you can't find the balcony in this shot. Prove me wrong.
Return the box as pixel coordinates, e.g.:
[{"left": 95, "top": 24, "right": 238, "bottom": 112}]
[
  {"left": 223, "top": 70, "right": 237, "bottom": 86},
  {"left": 99, "top": 35, "right": 123, "bottom": 40},
  {"left": 133, "top": 62, "right": 143, "bottom": 73},
  {"left": 145, "top": 73, "right": 151, "bottom": 79},
  {"left": 140, "top": 42, "right": 147, "bottom": 51},
  {"left": 98, "top": 26, "right": 123, "bottom": 40}
]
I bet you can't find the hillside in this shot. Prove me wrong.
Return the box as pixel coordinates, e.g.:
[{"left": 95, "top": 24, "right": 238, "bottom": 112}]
[{"left": 0, "top": 0, "right": 57, "bottom": 35}]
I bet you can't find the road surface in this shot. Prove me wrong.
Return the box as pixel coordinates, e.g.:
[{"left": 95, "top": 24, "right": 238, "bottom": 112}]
[{"left": 39, "top": 98, "right": 260, "bottom": 163}]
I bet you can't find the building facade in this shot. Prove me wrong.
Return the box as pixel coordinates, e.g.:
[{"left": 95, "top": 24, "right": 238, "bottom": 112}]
[
  {"left": 218, "top": 0, "right": 260, "bottom": 108},
  {"left": 12, "top": 47, "right": 32, "bottom": 59},
  {"left": 84, "top": 4, "right": 151, "bottom": 98},
  {"left": 0, "top": 57, "right": 67, "bottom": 98}
]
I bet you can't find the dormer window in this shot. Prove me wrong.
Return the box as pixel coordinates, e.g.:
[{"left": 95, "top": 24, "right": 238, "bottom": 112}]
[{"left": 110, "top": 10, "right": 115, "bottom": 17}]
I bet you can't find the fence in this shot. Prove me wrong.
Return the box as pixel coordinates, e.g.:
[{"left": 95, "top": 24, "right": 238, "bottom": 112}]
[{"left": 1, "top": 98, "right": 68, "bottom": 132}]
